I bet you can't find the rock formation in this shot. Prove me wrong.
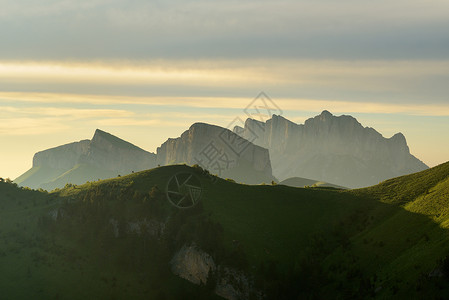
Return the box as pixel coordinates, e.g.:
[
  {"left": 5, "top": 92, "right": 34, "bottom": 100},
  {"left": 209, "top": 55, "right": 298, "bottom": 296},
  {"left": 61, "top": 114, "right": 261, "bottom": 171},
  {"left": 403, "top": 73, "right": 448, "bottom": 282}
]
[
  {"left": 82, "top": 129, "right": 156, "bottom": 174},
  {"left": 16, "top": 124, "right": 275, "bottom": 189},
  {"left": 33, "top": 140, "right": 90, "bottom": 170},
  {"left": 157, "top": 123, "right": 275, "bottom": 184},
  {"left": 234, "top": 111, "right": 428, "bottom": 188},
  {"left": 170, "top": 244, "right": 256, "bottom": 300},
  {"left": 170, "top": 244, "right": 216, "bottom": 285}
]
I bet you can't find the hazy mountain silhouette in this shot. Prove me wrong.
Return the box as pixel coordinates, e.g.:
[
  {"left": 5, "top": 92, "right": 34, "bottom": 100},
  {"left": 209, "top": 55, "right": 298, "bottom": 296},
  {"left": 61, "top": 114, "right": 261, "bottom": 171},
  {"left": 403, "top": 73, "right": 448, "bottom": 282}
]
[
  {"left": 234, "top": 110, "right": 428, "bottom": 188},
  {"left": 16, "top": 124, "right": 276, "bottom": 189},
  {"left": 157, "top": 122, "right": 275, "bottom": 184},
  {"left": 15, "top": 129, "right": 157, "bottom": 190}
]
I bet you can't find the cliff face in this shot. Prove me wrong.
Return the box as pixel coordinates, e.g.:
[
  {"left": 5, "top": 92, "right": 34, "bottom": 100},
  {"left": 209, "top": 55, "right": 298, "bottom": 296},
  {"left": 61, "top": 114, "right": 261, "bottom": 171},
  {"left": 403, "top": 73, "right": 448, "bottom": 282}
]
[
  {"left": 234, "top": 111, "right": 428, "bottom": 188},
  {"left": 33, "top": 140, "right": 90, "bottom": 170},
  {"left": 16, "top": 129, "right": 156, "bottom": 189},
  {"left": 17, "top": 124, "right": 274, "bottom": 189},
  {"left": 157, "top": 123, "right": 274, "bottom": 184},
  {"left": 170, "top": 244, "right": 255, "bottom": 300},
  {"left": 170, "top": 244, "right": 216, "bottom": 285},
  {"left": 83, "top": 129, "right": 156, "bottom": 174}
]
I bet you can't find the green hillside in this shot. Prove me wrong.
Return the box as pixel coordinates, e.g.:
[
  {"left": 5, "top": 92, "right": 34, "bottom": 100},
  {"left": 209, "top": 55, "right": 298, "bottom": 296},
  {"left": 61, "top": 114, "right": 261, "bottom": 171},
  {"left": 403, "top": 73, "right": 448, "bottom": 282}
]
[{"left": 1, "top": 162, "right": 449, "bottom": 299}]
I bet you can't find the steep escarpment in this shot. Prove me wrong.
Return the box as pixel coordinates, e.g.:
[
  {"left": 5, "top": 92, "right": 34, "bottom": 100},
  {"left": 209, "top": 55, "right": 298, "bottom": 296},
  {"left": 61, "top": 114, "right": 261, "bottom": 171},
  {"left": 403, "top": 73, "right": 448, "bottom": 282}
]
[
  {"left": 157, "top": 123, "right": 274, "bottom": 184},
  {"left": 16, "top": 124, "right": 274, "bottom": 189},
  {"left": 234, "top": 111, "right": 428, "bottom": 188},
  {"left": 82, "top": 129, "right": 156, "bottom": 174},
  {"left": 33, "top": 140, "right": 90, "bottom": 170},
  {"left": 15, "top": 130, "right": 156, "bottom": 190}
]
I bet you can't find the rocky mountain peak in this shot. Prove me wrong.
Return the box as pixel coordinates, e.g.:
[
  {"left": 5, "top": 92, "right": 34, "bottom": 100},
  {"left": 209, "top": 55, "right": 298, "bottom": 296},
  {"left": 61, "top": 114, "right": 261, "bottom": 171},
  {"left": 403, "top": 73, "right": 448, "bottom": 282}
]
[
  {"left": 320, "top": 110, "right": 333, "bottom": 118},
  {"left": 391, "top": 132, "right": 406, "bottom": 142},
  {"left": 86, "top": 129, "right": 156, "bottom": 172},
  {"left": 91, "top": 128, "right": 143, "bottom": 152},
  {"left": 157, "top": 122, "right": 274, "bottom": 184},
  {"left": 234, "top": 111, "right": 428, "bottom": 188},
  {"left": 389, "top": 132, "right": 409, "bottom": 152}
]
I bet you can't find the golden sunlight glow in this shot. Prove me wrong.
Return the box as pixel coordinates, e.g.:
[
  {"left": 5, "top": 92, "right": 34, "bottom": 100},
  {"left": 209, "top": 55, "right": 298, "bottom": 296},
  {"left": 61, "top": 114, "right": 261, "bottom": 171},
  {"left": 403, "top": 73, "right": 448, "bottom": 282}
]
[
  {"left": 1, "top": 91, "right": 449, "bottom": 116},
  {"left": 1, "top": 60, "right": 449, "bottom": 89},
  {"left": 0, "top": 61, "right": 269, "bottom": 86}
]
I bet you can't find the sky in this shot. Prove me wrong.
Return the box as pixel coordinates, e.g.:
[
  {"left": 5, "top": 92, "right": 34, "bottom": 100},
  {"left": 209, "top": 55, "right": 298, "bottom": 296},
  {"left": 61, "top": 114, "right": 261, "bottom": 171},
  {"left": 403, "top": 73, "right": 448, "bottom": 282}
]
[{"left": 1, "top": 0, "right": 449, "bottom": 179}]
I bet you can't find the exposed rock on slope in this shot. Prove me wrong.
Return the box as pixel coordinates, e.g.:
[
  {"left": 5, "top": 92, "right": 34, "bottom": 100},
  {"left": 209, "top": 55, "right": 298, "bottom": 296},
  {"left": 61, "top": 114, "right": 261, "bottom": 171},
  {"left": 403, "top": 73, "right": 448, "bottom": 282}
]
[
  {"left": 170, "top": 244, "right": 255, "bottom": 300},
  {"left": 157, "top": 123, "right": 274, "bottom": 184},
  {"left": 234, "top": 111, "right": 428, "bottom": 188},
  {"left": 170, "top": 244, "right": 216, "bottom": 285}
]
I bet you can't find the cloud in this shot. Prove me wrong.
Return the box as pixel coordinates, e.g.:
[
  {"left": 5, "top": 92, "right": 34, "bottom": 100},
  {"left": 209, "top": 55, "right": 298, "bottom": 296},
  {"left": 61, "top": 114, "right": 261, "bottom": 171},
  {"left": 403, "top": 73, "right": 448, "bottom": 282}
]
[
  {"left": 0, "top": 105, "right": 136, "bottom": 136},
  {"left": 0, "top": 0, "right": 448, "bottom": 60},
  {"left": 0, "top": 117, "right": 71, "bottom": 136},
  {"left": 0, "top": 106, "right": 134, "bottom": 119},
  {"left": 2, "top": 91, "right": 449, "bottom": 118},
  {"left": 1, "top": 59, "right": 449, "bottom": 104}
]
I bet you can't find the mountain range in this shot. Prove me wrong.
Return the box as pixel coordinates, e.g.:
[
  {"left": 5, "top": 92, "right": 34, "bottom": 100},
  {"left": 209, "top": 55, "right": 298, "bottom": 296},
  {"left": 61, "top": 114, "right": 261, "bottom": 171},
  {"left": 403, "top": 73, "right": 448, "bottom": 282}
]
[
  {"left": 15, "top": 124, "right": 275, "bottom": 190},
  {"left": 15, "top": 111, "right": 428, "bottom": 190},
  {"left": 234, "top": 110, "right": 428, "bottom": 188}
]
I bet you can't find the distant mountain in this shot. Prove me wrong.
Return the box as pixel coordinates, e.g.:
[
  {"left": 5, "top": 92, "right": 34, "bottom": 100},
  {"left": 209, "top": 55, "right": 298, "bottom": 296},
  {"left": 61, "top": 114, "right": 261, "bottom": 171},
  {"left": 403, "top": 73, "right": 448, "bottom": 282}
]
[
  {"left": 279, "top": 177, "right": 346, "bottom": 189},
  {"left": 16, "top": 124, "right": 275, "bottom": 189},
  {"left": 157, "top": 122, "right": 275, "bottom": 184},
  {"left": 234, "top": 111, "right": 428, "bottom": 188},
  {"left": 15, "top": 129, "right": 157, "bottom": 190}
]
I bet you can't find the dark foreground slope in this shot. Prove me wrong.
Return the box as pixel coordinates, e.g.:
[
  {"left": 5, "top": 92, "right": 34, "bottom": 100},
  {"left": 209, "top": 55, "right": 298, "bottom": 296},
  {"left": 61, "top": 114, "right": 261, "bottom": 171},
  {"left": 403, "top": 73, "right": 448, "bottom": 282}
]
[{"left": 1, "top": 162, "right": 449, "bottom": 299}]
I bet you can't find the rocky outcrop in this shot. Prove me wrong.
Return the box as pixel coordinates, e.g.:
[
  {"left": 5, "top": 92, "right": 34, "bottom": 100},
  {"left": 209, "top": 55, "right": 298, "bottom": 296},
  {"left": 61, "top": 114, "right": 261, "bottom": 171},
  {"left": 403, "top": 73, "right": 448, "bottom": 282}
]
[
  {"left": 215, "top": 267, "right": 252, "bottom": 300},
  {"left": 170, "top": 244, "right": 257, "bottom": 300},
  {"left": 109, "top": 218, "right": 166, "bottom": 239},
  {"left": 170, "top": 244, "right": 216, "bottom": 285},
  {"left": 234, "top": 111, "right": 428, "bottom": 188},
  {"left": 157, "top": 123, "right": 274, "bottom": 184}
]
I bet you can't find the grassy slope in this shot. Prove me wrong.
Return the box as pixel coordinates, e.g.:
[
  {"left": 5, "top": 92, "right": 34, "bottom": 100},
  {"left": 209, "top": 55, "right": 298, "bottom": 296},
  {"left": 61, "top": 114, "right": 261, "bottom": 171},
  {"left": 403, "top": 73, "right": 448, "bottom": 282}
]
[
  {"left": 342, "top": 161, "right": 449, "bottom": 297},
  {"left": 57, "top": 165, "right": 362, "bottom": 263},
  {"left": 58, "top": 163, "right": 449, "bottom": 296},
  {"left": 0, "top": 178, "right": 220, "bottom": 299},
  {"left": 1, "top": 162, "right": 449, "bottom": 298}
]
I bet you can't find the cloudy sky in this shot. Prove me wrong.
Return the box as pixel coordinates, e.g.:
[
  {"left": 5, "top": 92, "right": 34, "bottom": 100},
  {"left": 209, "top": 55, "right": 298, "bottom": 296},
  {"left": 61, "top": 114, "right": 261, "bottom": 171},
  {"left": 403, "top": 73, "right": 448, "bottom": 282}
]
[{"left": 1, "top": 0, "right": 449, "bottom": 179}]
